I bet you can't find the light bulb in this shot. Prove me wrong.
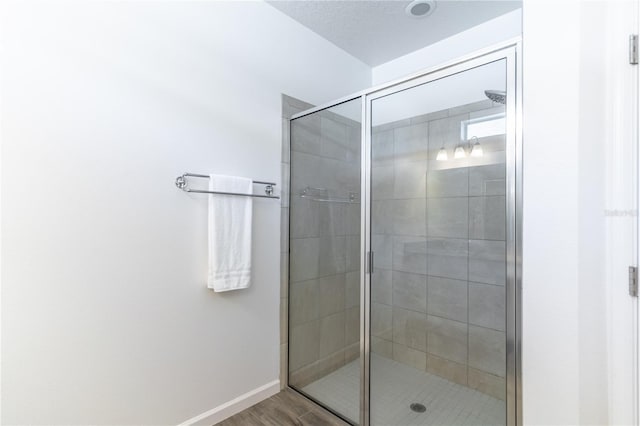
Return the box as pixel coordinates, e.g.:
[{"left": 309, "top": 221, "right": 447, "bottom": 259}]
[
  {"left": 470, "top": 141, "right": 483, "bottom": 157},
  {"left": 453, "top": 145, "right": 466, "bottom": 159},
  {"left": 436, "top": 147, "right": 448, "bottom": 161}
]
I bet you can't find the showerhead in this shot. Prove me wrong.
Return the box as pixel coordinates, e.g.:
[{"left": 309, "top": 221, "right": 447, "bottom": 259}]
[{"left": 484, "top": 90, "right": 506, "bottom": 105}]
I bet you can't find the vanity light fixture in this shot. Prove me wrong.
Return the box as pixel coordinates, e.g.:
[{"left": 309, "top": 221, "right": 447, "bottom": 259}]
[
  {"left": 436, "top": 147, "right": 448, "bottom": 161},
  {"left": 469, "top": 136, "right": 483, "bottom": 158}
]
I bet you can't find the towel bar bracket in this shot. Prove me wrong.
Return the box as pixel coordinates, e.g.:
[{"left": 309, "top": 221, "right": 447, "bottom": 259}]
[{"left": 176, "top": 175, "right": 187, "bottom": 190}]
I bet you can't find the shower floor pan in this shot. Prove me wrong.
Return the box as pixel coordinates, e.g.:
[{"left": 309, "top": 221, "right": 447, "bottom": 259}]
[{"left": 302, "top": 354, "right": 505, "bottom": 426}]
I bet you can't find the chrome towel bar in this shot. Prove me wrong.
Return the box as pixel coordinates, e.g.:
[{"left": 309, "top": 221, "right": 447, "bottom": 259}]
[
  {"left": 175, "top": 173, "right": 280, "bottom": 199},
  {"left": 299, "top": 186, "right": 359, "bottom": 204}
]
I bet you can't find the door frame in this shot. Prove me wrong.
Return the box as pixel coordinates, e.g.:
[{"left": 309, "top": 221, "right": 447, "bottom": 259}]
[{"left": 359, "top": 42, "right": 521, "bottom": 426}]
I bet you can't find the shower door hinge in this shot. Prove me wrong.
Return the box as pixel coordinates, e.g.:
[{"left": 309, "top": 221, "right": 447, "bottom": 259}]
[
  {"left": 630, "top": 35, "right": 638, "bottom": 65},
  {"left": 629, "top": 266, "right": 638, "bottom": 297},
  {"left": 367, "top": 251, "right": 374, "bottom": 274}
]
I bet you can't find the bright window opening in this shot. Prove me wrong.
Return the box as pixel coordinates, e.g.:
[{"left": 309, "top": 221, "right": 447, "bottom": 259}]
[{"left": 461, "top": 113, "right": 506, "bottom": 140}]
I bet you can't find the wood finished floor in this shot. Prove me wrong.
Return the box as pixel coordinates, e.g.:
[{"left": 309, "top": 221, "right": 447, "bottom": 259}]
[{"left": 216, "top": 389, "right": 350, "bottom": 426}]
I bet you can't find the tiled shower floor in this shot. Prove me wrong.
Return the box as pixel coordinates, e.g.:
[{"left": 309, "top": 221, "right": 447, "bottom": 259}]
[{"left": 302, "top": 354, "right": 505, "bottom": 426}]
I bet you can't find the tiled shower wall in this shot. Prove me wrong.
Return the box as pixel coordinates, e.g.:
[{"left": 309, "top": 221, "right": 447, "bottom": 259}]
[
  {"left": 370, "top": 99, "right": 508, "bottom": 401},
  {"left": 282, "top": 95, "right": 362, "bottom": 388}
]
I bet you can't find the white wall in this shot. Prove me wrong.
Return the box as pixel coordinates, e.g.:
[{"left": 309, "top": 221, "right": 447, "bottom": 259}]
[
  {"left": 599, "top": 1, "right": 639, "bottom": 425},
  {"left": 522, "top": 0, "right": 636, "bottom": 424},
  {"left": 0, "top": 1, "right": 370, "bottom": 424},
  {"left": 521, "top": 1, "right": 581, "bottom": 423},
  {"left": 371, "top": 9, "right": 522, "bottom": 85}
]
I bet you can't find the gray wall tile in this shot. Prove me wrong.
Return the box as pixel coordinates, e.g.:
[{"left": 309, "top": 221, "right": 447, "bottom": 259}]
[
  {"left": 346, "top": 235, "right": 360, "bottom": 272},
  {"left": 393, "top": 343, "right": 427, "bottom": 371},
  {"left": 318, "top": 236, "right": 346, "bottom": 276},
  {"left": 394, "top": 123, "right": 428, "bottom": 162},
  {"left": 372, "top": 336, "right": 393, "bottom": 359},
  {"left": 280, "top": 252, "right": 288, "bottom": 297},
  {"left": 289, "top": 238, "right": 320, "bottom": 282},
  {"left": 393, "top": 271, "right": 427, "bottom": 312},
  {"left": 427, "top": 167, "right": 469, "bottom": 198},
  {"left": 290, "top": 151, "right": 324, "bottom": 194},
  {"left": 319, "top": 313, "right": 346, "bottom": 357},
  {"left": 393, "top": 198, "right": 427, "bottom": 236},
  {"left": 469, "top": 164, "right": 505, "bottom": 196},
  {"left": 469, "top": 196, "right": 506, "bottom": 240},
  {"left": 427, "top": 315, "right": 467, "bottom": 364},
  {"left": 372, "top": 268, "right": 392, "bottom": 305},
  {"left": 290, "top": 320, "right": 320, "bottom": 371},
  {"left": 289, "top": 198, "right": 319, "bottom": 239},
  {"left": 372, "top": 234, "right": 393, "bottom": 270},
  {"left": 345, "top": 306, "right": 360, "bottom": 346},
  {"left": 291, "top": 114, "right": 321, "bottom": 156},
  {"left": 393, "top": 307, "right": 427, "bottom": 351},
  {"left": 281, "top": 163, "right": 290, "bottom": 208},
  {"left": 346, "top": 203, "right": 361, "bottom": 236},
  {"left": 427, "top": 276, "right": 468, "bottom": 322},
  {"left": 372, "top": 129, "right": 394, "bottom": 166},
  {"left": 372, "top": 302, "right": 393, "bottom": 341},
  {"left": 345, "top": 270, "right": 360, "bottom": 309},
  {"left": 318, "top": 274, "right": 346, "bottom": 317},
  {"left": 280, "top": 298, "right": 288, "bottom": 344},
  {"left": 394, "top": 160, "right": 426, "bottom": 199},
  {"left": 468, "top": 367, "right": 506, "bottom": 401},
  {"left": 469, "top": 282, "right": 505, "bottom": 331},
  {"left": 345, "top": 342, "right": 360, "bottom": 363},
  {"left": 427, "top": 197, "right": 469, "bottom": 238},
  {"left": 290, "top": 279, "right": 319, "bottom": 326},
  {"left": 319, "top": 203, "right": 347, "bottom": 237},
  {"left": 372, "top": 200, "right": 394, "bottom": 235},
  {"left": 347, "top": 124, "right": 362, "bottom": 163},
  {"left": 393, "top": 236, "right": 428, "bottom": 274},
  {"left": 281, "top": 207, "right": 290, "bottom": 252},
  {"left": 427, "top": 354, "right": 467, "bottom": 386},
  {"left": 290, "top": 200, "right": 347, "bottom": 239},
  {"left": 282, "top": 118, "right": 290, "bottom": 164},
  {"left": 468, "top": 239, "right": 506, "bottom": 286},
  {"left": 468, "top": 325, "right": 505, "bottom": 377},
  {"left": 427, "top": 238, "right": 468, "bottom": 281},
  {"left": 320, "top": 116, "right": 350, "bottom": 161},
  {"left": 372, "top": 165, "right": 394, "bottom": 200},
  {"left": 282, "top": 94, "right": 314, "bottom": 118}
]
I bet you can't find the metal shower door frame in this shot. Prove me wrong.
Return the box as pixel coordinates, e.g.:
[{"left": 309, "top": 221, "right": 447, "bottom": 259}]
[
  {"left": 359, "top": 42, "right": 521, "bottom": 426},
  {"left": 289, "top": 39, "right": 522, "bottom": 426}
]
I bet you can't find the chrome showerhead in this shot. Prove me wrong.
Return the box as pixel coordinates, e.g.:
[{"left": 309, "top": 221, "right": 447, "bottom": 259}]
[{"left": 484, "top": 90, "right": 506, "bottom": 104}]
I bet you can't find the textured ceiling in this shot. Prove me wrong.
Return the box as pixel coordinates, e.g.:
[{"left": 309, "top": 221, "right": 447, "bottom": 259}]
[{"left": 267, "top": 1, "right": 522, "bottom": 66}]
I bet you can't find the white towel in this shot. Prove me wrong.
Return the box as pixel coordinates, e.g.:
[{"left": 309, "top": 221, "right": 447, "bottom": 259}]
[{"left": 208, "top": 174, "right": 253, "bottom": 292}]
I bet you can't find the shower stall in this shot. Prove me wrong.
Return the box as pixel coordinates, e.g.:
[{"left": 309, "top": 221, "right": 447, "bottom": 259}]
[{"left": 286, "top": 42, "right": 521, "bottom": 426}]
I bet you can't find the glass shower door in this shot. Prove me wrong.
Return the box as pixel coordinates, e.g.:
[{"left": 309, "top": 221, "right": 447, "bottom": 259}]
[
  {"left": 288, "top": 98, "right": 362, "bottom": 424},
  {"left": 368, "top": 58, "right": 512, "bottom": 426}
]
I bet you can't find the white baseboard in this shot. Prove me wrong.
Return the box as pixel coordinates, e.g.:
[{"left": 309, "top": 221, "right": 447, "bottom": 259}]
[{"left": 178, "top": 380, "right": 280, "bottom": 426}]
